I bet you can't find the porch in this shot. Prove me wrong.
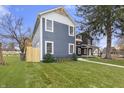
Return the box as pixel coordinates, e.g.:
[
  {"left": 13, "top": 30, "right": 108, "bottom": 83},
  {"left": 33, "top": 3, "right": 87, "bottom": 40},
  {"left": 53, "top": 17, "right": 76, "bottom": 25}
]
[{"left": 76, "top": 44, "right": 100, "bottom": 57}]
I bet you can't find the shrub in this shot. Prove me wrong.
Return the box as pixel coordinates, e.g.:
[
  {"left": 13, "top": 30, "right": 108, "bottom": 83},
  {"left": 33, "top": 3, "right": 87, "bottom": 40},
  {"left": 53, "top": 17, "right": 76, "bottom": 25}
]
[
  {"left": 72, "top": 53, "right": 77, "bottom": 61},
  {"left": 43, "top": 54, "right": 56, "bottom": 63}
]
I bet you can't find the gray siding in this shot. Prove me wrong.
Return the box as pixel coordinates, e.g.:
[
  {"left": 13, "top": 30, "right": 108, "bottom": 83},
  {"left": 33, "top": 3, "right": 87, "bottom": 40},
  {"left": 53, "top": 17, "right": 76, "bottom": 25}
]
[
  {"left": 32, "top": 23, "right": 40, "bottom": 48},
  {"left": 42, "top": 18, "right": 75, "bottom": 58}
]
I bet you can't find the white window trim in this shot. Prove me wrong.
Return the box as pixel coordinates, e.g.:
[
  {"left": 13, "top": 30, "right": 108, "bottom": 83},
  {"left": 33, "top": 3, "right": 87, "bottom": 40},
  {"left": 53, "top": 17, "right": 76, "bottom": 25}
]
[
  {"left": 68, "top": 26, "right": 74, "bottom": 36},
  {"left": 45, "top": 18, "right": 54, "bottom": 32},
  {"left": 45, "top": 41, "right": 54, "bottom": 54},
  {"left": 68, "top": 43, "right": 74, "bottom": 54}
]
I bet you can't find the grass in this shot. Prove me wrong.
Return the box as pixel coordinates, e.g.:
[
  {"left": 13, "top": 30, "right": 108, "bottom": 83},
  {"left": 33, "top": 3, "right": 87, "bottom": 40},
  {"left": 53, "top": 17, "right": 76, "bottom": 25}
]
[
  {"left": 85, "top": 57, "right": 124, "bottom": 66},
  {"left": 0, "top": 56, "right": 124, "bottom": 88},
  {"left": 0, "top": 56, "right": 25, "bottom": 87}
]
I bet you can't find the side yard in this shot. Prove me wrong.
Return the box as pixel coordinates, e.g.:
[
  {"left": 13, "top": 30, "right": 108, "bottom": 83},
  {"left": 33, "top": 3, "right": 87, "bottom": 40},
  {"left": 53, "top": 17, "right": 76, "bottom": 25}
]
[
  {"left": 0, "top": 56, "right": 124, "bottom": 88},
  {"left": 0, "top": 56, "right": 25, "bottom": 87}
]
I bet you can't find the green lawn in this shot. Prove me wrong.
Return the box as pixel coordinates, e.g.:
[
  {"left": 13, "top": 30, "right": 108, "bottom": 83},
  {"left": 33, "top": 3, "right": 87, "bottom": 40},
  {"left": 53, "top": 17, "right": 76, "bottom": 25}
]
[
  {"left": 0, "top": 56, "right": 124, "bottom": 88},
  {"left": 85, "top": 57, "right": 124, "bottom": 66}
]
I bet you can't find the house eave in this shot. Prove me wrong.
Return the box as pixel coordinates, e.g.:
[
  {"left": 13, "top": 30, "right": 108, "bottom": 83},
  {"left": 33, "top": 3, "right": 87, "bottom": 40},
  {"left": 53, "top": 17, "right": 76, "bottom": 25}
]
[
  {"left": 32, "top": 6, "right": 76, "bottom": 40},
  {"left": 39, "top": 7, "right": 76, "bottom": 26},
  {"left": 32, "top": 15, "right": 40, "bottom": 40}
]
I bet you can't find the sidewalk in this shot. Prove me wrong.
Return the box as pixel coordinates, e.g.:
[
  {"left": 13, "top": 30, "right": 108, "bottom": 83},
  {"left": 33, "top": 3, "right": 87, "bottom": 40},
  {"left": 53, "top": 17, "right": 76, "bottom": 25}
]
[{"left": 78, "top": 58, "right": 124, "bottom": 69}]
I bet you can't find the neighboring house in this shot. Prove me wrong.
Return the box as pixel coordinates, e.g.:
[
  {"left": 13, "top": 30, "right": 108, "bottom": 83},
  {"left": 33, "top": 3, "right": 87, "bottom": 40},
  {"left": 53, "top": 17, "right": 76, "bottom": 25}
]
[
  {"left": 102, "top": 47, "right": 118, "bottom": 58},
  {"left": 116, "top": 36, "right": 124, "bottom": 58},
  {"left": 2, "top": 46, "right": 20, "bottom": 56},
  {"left": 116, "top": 45, "right": 124, "bottom": 58},
  {"left": 32, "top": 7, "right": 76, "bottom": 60},
  {"left": 76, "top": 32, "right": 100, "bottom": 57}
]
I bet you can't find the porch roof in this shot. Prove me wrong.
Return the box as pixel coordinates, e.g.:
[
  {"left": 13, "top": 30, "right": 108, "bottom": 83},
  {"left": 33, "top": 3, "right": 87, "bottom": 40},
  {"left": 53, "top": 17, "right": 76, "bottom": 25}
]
[{"left": 76, "top": 44, "right": 99, "bottom": 49}]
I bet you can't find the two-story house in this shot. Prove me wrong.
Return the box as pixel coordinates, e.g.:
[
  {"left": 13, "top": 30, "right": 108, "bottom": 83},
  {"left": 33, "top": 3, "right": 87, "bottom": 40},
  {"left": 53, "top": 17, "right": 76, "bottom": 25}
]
[
  {"left": 76, "top": 32, "right": 99, "bottom": 57},
  {"left": 32, "top": 7, "right": 76, "bottom": 61}
]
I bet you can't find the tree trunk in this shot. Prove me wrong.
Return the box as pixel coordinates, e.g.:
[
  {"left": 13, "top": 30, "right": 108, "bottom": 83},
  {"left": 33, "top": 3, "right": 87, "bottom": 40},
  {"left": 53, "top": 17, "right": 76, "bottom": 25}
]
[
  {"left": 0, "top": 43, "right": 5, "bottom": 65},
  {"left": 19, "top": 47, "right": 25, "bottom": 61},
  {"left": 20, "top": 53, "right": 25, "bottom": 61},
  {"left": 105, "top": 25, "right": 112, "bottom": 59}
]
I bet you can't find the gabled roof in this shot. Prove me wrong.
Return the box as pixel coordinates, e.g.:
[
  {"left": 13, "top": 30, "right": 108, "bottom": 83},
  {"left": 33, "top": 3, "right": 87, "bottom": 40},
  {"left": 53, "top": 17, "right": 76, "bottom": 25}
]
[
  {"left": 39, "top": 6, "right": 75, "bottom": 25},
  {"left": 32, "top": 6, "right": 76, "bottom": 39}
]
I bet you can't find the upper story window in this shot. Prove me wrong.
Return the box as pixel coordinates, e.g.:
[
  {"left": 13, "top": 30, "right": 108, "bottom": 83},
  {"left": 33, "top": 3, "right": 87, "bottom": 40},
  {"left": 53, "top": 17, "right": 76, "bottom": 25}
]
[
  {"left": 77, "top": 35, "right": 82, "bottom": 40},
  {"left": 45, "top": 19, "right": 53, "bottom": 32},
  {"left": 68, "top": 26, "right": 74, "bottom": 36},
  {"left": 88, "top": 39, "right": 91, "bottom": 45}
]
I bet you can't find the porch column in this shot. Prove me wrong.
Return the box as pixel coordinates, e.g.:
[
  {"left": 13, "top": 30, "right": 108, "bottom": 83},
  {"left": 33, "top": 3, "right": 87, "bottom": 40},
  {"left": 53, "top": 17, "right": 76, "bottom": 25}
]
[
  {"left": 87, "top": 47, "right": 88, "bottom": 58},
  {"left": 98, "top": 48, "right": 100, "bottom": 57}
]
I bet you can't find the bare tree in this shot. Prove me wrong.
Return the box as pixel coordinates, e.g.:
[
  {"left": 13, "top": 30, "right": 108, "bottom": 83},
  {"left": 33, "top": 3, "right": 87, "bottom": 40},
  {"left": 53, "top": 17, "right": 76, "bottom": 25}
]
[{"left": 0, "top": 14, "right": 32, "bottom": 60}]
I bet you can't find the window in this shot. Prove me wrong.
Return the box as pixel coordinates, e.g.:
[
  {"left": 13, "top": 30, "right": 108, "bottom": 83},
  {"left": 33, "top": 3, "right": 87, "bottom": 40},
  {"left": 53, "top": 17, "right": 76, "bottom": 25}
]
[
  {"left": 69, "top": 26, "right": 74, "bottom": 36},
  {"left": 45, "top": 41, "right": 54, "bottom": 54},
  {"left": 77, "top": 35, "right": 82, "bottom": 40},
  {"left": 88, "top": 39, "right": 91, "bottom": 45},
  {"left": 84, "top": 49, "right": 87, "bottom": 54},
  {"left": 69, "top": 43, "right": 74, "bottom": 54},
  {"left": 45, "top": 19, "right": 53, "bottom": 32},
  {"left": 78, "top": 48, "right": 81, "bottom": 54}
]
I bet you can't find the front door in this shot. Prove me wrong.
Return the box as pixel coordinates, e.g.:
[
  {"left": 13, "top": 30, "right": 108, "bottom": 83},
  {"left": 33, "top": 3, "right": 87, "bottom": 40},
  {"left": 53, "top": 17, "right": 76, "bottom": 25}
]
[
  {"left": 77, "top": 47, "right": 81, "bottom": 55},
  {"left": 89, "top": 49, "right": 92, "bottom": 56}
]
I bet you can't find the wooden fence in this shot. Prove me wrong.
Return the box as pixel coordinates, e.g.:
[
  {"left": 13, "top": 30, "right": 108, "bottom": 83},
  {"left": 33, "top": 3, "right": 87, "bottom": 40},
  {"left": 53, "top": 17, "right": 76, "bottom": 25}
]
[{"left": 26, "top": 46, "right": 40, "bottom": 62}]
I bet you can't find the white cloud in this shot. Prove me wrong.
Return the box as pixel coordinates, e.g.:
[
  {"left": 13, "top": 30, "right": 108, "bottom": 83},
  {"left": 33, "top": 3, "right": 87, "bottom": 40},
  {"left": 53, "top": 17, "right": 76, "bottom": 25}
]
[{"left": 0, "top": 5, "right": 10, "bottom": 18}]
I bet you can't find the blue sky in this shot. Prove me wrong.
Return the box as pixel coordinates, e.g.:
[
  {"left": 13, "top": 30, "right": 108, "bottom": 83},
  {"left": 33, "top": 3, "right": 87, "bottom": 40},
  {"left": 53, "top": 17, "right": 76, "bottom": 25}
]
[
  {"left": 8, "top": 5, "right": 60, "bottom": 30},
  {"left": 6, "top": 5, "right": 76, "bottom": 31},
  {"left": 0, "top": 5, "right": 118, "bottom": 48}
]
